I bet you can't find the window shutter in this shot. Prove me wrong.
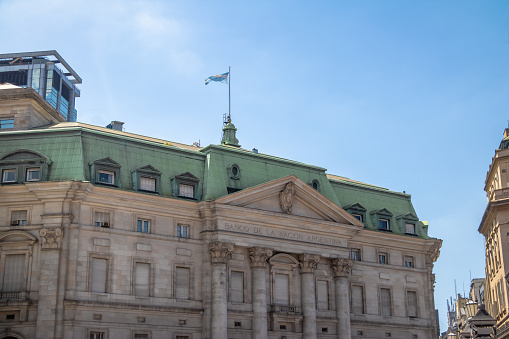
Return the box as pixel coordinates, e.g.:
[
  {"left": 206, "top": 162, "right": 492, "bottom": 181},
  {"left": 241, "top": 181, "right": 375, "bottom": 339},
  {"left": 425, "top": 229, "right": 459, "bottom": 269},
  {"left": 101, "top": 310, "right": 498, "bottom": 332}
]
[
  {"left": 91, "top": 258, "right": 107, "bottom": 293},
  {"left": 316, "top": 280, "right": 329, "bottom": 310},
  {"left": 11, "top": 210, "right": 27, "bottom": 223},
  {"left": 135, "top": 263, "right": 150, "bottom": 297},
  {"left": 230, "top": 271, "right": 244, "bottom": 303},
  {"left": 407, "top": 291, "right": 417, "bottom": 317},
  {"left": 352, "top": 285, "right": 364, "bottom": 315},
  {"left": 95, "top": 212, "right": 109, "bottom": 225},
  {"left": 140, "top": 177, "right": 156, "bottom": 191},
  {"left": 275, "top": 273, "right": 289, "bottom": 305},
  {"left": 179, "top": 184, "right": 194, "bottom": 198},
  {"left": 3, "top": 254, "right": 25, "bottom": 291},
  {"left": 176, "top": 267, "right": 190, "bottom": 299},
  {"left": 381, "top": 288, "right": 391, "bottom": 316}
]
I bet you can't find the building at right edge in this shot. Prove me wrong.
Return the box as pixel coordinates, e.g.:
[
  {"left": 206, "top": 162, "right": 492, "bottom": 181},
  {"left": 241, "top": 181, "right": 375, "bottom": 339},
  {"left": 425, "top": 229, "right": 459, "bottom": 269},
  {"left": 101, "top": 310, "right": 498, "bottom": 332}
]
[{"left": 480, "top": 127, "right": 509, "bottom": 338}]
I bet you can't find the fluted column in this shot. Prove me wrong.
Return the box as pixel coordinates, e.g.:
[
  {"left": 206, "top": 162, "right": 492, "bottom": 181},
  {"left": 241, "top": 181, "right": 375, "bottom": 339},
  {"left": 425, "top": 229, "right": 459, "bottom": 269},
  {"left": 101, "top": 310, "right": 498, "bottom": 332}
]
[
  {"left": 331, "top": 258, "right": 354, "bottom": 339},
  {"left": 299, "top": 253, "right": 320, "bottom": 339},
  {"left": 209, "top": 241, "right": 234, "bottom": 339},
  {"left": 249, "top": 247, "right": 273, "bottom": 339}
]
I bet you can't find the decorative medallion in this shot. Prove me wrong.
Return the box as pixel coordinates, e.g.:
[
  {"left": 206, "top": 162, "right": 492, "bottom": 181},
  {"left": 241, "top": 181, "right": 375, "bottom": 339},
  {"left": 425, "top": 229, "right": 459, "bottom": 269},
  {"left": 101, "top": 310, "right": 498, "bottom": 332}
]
[{"left": 280, "top": 182, "right": 296, "bottom": 214}]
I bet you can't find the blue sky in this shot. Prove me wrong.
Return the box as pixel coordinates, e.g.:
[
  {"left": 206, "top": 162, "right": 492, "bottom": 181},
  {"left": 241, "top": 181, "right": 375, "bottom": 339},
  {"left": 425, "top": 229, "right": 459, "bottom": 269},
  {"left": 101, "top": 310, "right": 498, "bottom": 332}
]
[{"left": 2, "top": 0, "right": 509, "bottom": 330}]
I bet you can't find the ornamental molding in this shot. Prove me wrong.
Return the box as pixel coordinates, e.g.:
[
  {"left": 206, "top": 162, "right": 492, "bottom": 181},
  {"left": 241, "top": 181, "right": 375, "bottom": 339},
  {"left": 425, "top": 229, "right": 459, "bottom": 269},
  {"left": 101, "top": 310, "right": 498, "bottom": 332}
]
[
  {"left": 298, "top": 253, "right": 320, "bottom": 273},
  {"left": 249, "top": 247, "right": 273, "bottom": 268},
  {"left": 330, "top": 258, "right": 354, "bottom": 277},
  {"left": 209, "top": 241, "right": 234, "bottom": 264},
  {"left": 280, "top": 181, "right": 296, "bottom": 214},
  {"left": 39, "top": 228, "right": 63, "bottom": 249}
]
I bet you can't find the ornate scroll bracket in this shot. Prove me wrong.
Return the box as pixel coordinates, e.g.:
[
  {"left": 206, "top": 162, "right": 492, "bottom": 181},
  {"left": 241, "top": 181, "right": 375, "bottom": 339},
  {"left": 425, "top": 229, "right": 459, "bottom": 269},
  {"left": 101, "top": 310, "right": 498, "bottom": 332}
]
[
  {"left": 280, "top": 182, "right": 296, "bottom": 214},
  {"left": 298, "top": 253, "right": 320, "bottom": 273},
  {"left": 249, "top": 247, "right": 273, "bottom": 268},
  {"left": 209, "top": 241, "right": 234, "bottom": 264},
  {"left": 39, "top": 228, "right": 63, "bottom": 249},
  {"left": 331, "top": 258, "right": 354, "bottom": 278}
]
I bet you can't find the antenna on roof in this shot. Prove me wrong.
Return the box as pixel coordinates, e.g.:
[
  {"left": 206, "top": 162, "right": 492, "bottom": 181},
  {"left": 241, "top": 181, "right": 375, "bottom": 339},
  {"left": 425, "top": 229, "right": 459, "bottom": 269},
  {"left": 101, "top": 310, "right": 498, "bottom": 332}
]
[{"left": 454, "top": 279, "right": 457, "bottom": 298}]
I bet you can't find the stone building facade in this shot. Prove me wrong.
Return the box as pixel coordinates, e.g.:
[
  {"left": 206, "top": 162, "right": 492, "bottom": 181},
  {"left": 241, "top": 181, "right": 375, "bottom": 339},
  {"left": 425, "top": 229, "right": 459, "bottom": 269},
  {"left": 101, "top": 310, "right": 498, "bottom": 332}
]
[
  {"left": 0, "top": 85, "right": 441, "bottom": 339},
  {"left": 479, "top": 127, "right": 509, "bottom": 338}
]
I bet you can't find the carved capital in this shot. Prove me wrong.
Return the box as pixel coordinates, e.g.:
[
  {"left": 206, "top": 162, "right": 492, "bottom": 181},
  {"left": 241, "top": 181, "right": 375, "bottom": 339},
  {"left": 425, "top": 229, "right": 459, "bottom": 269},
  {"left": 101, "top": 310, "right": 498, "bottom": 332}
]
[
  {"left": 298, "top": 253, "right": 320, "bottom": 273},
  {"left": 331, "top": 258, "right": 354, "bottom": 278},
  {"left": 209, "top": 241, "right": 234, "bottom": 264},
  {"left": 280, "top": 182, "right": 296, "bottom": 214},
  {"left": 249, "top": 247, "right": 273, "bottom": 268},
  {"left": 39, "top": 228, "right": 63, "bottom": 249}
]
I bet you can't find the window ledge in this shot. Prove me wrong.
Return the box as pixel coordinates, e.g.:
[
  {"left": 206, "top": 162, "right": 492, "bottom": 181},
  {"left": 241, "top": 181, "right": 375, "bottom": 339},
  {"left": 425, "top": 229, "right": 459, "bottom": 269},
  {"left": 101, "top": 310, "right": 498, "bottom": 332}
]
[
  {"left": 405, "top": 232, "right": 418, "bottom": 236},
  {"left": 378, "top": 228, "right": 392, "bottom": 232}
]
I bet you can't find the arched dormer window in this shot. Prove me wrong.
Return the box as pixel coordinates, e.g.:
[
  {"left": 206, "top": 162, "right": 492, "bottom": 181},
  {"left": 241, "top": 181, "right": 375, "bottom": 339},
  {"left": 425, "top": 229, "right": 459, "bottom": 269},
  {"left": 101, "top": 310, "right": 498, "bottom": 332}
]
[{"left": 0, "top": 149, "right": 51, "bottom": 184}]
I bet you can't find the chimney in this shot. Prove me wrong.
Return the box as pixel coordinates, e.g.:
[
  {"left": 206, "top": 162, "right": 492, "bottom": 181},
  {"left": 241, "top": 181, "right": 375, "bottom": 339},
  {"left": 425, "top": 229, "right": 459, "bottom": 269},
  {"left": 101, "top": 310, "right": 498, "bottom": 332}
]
[{"left": 106, "top": 121, "right": 124, "bottom": 131}]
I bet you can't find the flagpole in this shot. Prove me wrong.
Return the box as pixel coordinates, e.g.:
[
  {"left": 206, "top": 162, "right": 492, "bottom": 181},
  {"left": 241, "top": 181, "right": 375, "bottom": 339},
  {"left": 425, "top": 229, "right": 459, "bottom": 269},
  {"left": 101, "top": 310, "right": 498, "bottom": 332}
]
[{"left": 228, "top": 66, "right": 231, "bottom": 122}]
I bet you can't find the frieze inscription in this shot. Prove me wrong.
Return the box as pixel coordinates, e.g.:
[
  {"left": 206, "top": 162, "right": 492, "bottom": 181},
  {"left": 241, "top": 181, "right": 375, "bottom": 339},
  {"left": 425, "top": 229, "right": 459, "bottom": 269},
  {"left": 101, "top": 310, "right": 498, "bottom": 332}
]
[{"left": 220, "top": 221, "right": 344, "bottom": 247}]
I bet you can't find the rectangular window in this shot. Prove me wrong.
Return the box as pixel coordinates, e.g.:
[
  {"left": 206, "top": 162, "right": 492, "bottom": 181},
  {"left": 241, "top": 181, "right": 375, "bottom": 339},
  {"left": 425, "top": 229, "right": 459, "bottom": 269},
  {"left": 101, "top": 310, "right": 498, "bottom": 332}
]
[
  {"left": 175, "top": 267, "right": 190, "bottom": 300},
  {"left": 3, "top": 254, "right": 25, "bottom": 291},
  {"left": 230, "top": 271, "right": 244, "bottom": 303},
  {"left": 0, "top": 119, "right": 14, "bottom": 129},
  {"left": 135, "top": 263, "right": 150, "bottom": 297},
  {"left": 274, "top": 273, "right": 290, "bottom": 305},
  {"left": 381, "top": 288, "right": 392, "bottom": 316},
  {"left": 177, "top": 225, "right": 189, "bottom": 238},
  {"left": 11, "top": 210, "right": 27, "bottom": 226},
  {"left": 2, "top": 169, "right": 16, "bottom": 183},
  {"left": 378, "top": 253, "right": 388, "bottom": 264},
  {"left": 352, "top": 214, "right": 363, "bottom": 222},
  {"left": 407, "top": 291, "right": 417, "bottom": 317},
  {"left": 350, "top": 248, "right": 361, "bottom": 261},
  {"left": 404, "top": 256, "right": 414, "bottom": 268},
  {"left": 179, "top": 184, "right": 194, "bottom": 198},
  {"left": 405, "top": 223, "right": 416, "bottom": 234},
  {"left": 94, "top": 212, "right": 110, "bottom": 227},
  {"left": 352, "top": 285, "right": 365, "bottom": 315},
  {"left": 26, "top": 168, "right": 40, "bottom": 181},
  {"left": 379, "top": 219, "right": 390, "bottom": 230},
  {"left": 98, "top": 170, "right": 115, "bottom": 185},
  {"left": 316, "top": 280, "right": 329, "bottom": 310},
  {"left": 90, "top": 333, "right": 104, "bottom": 339},
  {"left": 91, "top": 258, "right": 108, "bottom": 293},
  {"left": 140, "top": 177, "right": 156, "bottom": 192},
  {"left": 137, "top": 219, "right": 150, "bottom": 233}
]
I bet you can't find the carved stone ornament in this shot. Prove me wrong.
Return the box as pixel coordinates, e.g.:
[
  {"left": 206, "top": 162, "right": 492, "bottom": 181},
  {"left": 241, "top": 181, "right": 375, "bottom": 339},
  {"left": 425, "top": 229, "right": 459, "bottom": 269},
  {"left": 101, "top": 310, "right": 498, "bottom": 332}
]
[
  {"left": 330, "top": 258, "right": 354, "bottom": 277},
  {"left": 209, "top": 241, "right": 234, "bottom": 264},
  {"left": 280, "top": 182, "right": 296, "bottom": 214},
  {"left": 249, "top": 247, "right": 273, "bottom": 268},
  {"left": 39, "top": 228, "right": 63, "bottom": 249},
  {"left": 298, "top": 253, "right": 320, "bottom": 273}
]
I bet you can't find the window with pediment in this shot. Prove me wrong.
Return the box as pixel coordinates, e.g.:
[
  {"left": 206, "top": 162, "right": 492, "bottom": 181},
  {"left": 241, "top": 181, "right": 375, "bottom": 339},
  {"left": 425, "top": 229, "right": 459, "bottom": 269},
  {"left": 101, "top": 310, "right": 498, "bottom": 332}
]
[
  {"left": 344, "top": 203, "right": 367, "bottom": 224},
  {"left": 132, "top": 165, "right": 161, "bottom": 194},
  {"left": 370, "top": 208, "right": 393, "bottom": 232},
  {"left": 172, "top": 172, "right": 199, "bottom": 200},
  {"left": 90, "top": 158, "right": 121, "bottom": 187},
  {"left": 0, "top": 231, "right": 36, "bottom": 300},
  {"left": 0, "top": 149, "right": 51, "bottom": 185},
  {"left": 396, "top": 213, "right": 419, "bottom": 236}
]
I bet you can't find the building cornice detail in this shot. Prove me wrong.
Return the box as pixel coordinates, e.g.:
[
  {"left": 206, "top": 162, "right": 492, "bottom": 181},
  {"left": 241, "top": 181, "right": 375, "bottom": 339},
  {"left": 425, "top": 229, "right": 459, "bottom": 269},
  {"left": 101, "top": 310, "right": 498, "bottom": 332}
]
[
  {"left": 209, "top": 241, "right": 234, "bottom": 264},
  {"left": 298, "top": 253, "right": 320, "bottom": 273},
  {"left": 249, "top": 247, "right": 273, "bottom": 268},
  {"left": 330, "top": 258, "right": 354, "bottom": 278}
]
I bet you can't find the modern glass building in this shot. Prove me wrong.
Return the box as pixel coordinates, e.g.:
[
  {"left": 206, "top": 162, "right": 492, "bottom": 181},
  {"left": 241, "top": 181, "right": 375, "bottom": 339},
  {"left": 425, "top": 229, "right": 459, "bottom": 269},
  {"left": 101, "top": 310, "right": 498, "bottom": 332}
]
[{"left": 0, "top": 51, "right": 81, "bottom": 122}]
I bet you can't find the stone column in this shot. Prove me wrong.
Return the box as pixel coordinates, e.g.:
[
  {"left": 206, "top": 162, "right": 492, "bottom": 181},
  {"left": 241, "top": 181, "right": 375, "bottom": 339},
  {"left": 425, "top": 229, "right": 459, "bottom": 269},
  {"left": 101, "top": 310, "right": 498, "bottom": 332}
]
[
  {"left": 209, "top": 241, "right": 234, "bottom": 339},
  {"left": 331, "top": 258, "right": 354, "bottom": 339},
  {"left": 299, "top": 253, "right": 320, "bottom": 339},
  {"left": 36, "top": 228, "right": 64, "bottom": 339},
  {"left": 249, "top": 247, "right": 273, "bottom": 339}
]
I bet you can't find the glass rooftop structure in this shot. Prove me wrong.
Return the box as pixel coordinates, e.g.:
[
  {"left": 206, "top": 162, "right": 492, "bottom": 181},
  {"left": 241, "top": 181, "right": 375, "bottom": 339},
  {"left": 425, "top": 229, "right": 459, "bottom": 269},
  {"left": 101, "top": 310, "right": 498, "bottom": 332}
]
[{"left": 0, "top": 51, "right": 81, "bottom": 122}]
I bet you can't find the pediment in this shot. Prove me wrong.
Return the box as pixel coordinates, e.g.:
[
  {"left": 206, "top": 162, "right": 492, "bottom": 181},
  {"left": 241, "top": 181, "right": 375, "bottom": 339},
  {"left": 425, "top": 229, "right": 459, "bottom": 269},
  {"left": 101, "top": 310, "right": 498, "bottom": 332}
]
[
  {"left": 370, "top": 208, "right": 393, "bottom": 217},
  {"left": 396, "top": 212, "right": 418, "bottom": 221},
  {"left": 91, "top": 157, "right": 121, "bottom": 167},
  {"left": 176, "top": 172, "right": 199, "bottom": 180},
  {"left": 344, "top": 203, "right": 366, "bottom": 213},
  {"left": 136, "top": 165, "right": 161, "bottom": 174},
  {"left": 215, "top": 175, "right": 363, "bottom": 226},
  {"left": 0, "top": 230, "right": 37, "bottom": 243}
]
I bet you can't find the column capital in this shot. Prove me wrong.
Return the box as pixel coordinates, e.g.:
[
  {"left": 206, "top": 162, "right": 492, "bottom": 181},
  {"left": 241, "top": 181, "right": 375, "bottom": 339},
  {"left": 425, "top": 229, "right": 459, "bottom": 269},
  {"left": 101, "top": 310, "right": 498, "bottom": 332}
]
[
  {"left": 209, "top": 241, "right": 234, "bottom": 264},
  {"left": 249, "top": 247, "right": 273, "bottom": 268},
  {"left": 39, "top": 228, "right": 63, "bottom": 250},
  {"left": 298, "top": 253, "right": 320, "bottom": 273},
  {"left": 331, "top": 258, "right": 354, "bottom": 278}
]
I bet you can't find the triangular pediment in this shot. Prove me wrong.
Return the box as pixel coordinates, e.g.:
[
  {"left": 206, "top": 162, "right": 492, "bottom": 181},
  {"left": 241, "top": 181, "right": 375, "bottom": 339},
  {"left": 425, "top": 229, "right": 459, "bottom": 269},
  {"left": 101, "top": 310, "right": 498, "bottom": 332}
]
[
  {"left": 215, "top": 175, "right": 363, "bottom": 226},
  {"left": 91, "top": 157, "right": 121, "bottom": 167},
  {"left": 396, "top": 212, "right": 418, "bottom": 221},
  {"left": 136, "top": 165, "right": 161, "bottom": 174}
]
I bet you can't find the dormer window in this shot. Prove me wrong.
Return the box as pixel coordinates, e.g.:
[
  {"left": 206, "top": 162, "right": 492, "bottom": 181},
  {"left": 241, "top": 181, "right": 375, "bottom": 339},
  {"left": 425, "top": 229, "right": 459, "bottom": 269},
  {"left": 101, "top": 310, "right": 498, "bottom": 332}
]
[
  {"left": 173, "top": 172, "right": 199, "bottom": 200},
  {"left": 379, "top": 219, "right": 390, "bottom": 230},
  {"left": 370, "top": 208, "right": 393, "bottom": 232},
  {"left": 405, "top": 223, "right": 415, "bottom": 235},
  {"left": 90, "top": 158, "right": 121, "bottom": 187},
  {"left": 132, "top": 165, "right": 161, "bottom": 194},
  {"left": 0, "top": 149, "right": 51, "bottom": 185},
  {"left": 397, "top": 213, "right": 419, "bottom": 236},
  {"left": 344, "top": 203, "right": 367, "bottom": 225}
]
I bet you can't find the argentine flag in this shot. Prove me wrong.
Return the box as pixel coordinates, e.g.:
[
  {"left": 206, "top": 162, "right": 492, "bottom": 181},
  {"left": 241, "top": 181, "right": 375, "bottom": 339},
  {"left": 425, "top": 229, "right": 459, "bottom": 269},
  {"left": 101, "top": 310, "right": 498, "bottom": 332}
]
[{"left": 205, "top": 72, "right": 229, "bottom": 85}]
